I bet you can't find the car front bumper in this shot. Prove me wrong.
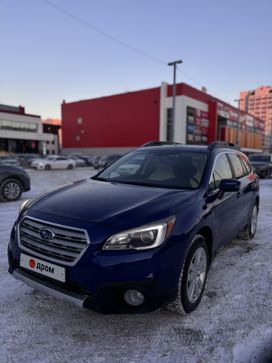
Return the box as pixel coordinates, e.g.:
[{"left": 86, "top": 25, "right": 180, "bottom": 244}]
[
  {"left": 8, "top": 247, "right": 176, "bottom": 314},
  {"left": 8, "top": 219, "right": 185, "bottom": 313}
]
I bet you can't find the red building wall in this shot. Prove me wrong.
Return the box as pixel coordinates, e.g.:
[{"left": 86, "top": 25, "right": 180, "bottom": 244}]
[{"left": 62, "top": 87, "right": 160, "bottom": 148}]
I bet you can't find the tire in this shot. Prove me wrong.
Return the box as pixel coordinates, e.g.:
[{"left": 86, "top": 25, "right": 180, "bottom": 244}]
[
  {"left": 0, "top": 178, "right": 23, "bottom": 202},
  {"left": 238, "top": 202, "right": 258, "bottom": 240},
  {"left": 45, "top": 165, "right": 51, "bottom": 170},
  {"left": 170, "top": 234, "right": 209, "bottom": 314},
  {"left": 67, "top": 164, "right": 74, "bottom": 169}
]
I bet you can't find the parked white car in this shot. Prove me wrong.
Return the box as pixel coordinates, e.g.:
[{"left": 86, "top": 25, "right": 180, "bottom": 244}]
[{"left": 31, "top": 156, "right": 76, "bottom": 170}]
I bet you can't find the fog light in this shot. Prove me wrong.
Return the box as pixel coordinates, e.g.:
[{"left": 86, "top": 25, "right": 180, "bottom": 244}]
[{"left": 124, "top": 289, "right": 145, "bottom": 306}]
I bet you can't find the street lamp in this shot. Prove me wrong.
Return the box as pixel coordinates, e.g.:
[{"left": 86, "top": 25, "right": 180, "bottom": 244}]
[{"left": 168, "top": 60, "right": 182, "bottom": 142}]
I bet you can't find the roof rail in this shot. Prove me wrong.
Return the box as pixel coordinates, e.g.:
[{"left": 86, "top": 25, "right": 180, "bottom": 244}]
[
  {"left": 208, "top": 141, "right": 241, "bottom": 151},
  {"left": 141, "top": 141, "right": 181, "bottom": 147}
]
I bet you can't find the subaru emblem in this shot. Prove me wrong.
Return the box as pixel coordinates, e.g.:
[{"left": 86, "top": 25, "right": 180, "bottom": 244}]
[{"left": 40, "top": 228, "right": 55, "bottom": 240}]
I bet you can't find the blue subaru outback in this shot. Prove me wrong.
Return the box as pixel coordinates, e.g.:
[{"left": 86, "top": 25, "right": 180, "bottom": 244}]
[{"left": 8, "top": 141, "right": 259, "bottom": 314}]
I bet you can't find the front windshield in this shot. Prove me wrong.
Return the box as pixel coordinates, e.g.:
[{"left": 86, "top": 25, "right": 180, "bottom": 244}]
[{"left": 93, "top": 149, "right": 207, "bottom": 190}]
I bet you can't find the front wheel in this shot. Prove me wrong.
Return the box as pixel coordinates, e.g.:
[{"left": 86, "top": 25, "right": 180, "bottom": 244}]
[
  {"left": 0, "top": 178, "right": 23, "bottom": 202},
  {"left": 171, "top": 235, "right": 209, "bottom": 314}
]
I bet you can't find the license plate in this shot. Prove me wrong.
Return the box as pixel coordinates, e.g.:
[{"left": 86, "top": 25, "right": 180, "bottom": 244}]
[{"left": 20, "top": 254, "right": 66, "bottom": 282}]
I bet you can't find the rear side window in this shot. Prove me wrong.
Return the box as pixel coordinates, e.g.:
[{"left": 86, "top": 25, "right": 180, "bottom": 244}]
[
  {"left": 239, "top": 154, "right": 252, "bottom": 175},
  {"left": 228, "top": 153, "right": 246, "bottom": 178},
  {"left": 209, "top": 154, "right": 233, "bottom": 191}
]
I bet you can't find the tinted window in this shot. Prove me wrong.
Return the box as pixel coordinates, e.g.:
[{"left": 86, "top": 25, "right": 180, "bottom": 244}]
[
  {"left": 209, "top": 154, "right": 233, "bottom": 191},
  {"left": 228, "top": 153, "right": 244, "bottom": 179},
  {"left": 94, "top": 150, "right": 208, "bottom": 190}
]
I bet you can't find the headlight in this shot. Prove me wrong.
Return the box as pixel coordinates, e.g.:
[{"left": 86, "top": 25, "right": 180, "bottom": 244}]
[
  {"left": 19, "top": 199, "right": 30, "bottom": 215},
  {"left": 103, "top": 216, "right": 175, "bottom": 251}
]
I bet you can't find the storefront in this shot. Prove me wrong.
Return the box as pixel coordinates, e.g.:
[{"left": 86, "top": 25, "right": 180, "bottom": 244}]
[{"left": 186, "top": 107, "right": 209, "bottom": 144}]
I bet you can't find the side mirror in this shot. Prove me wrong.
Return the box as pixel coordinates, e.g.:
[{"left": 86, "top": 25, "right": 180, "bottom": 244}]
[{"left": 219, "top": 179, "right": 241, "bottom": 192}]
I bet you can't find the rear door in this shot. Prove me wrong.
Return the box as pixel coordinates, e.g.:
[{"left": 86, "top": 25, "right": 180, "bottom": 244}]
[
  {"left": 227, "top": 152, "right": 255, "bottom": 229},
  {"left": 56, "top": 157, "right": 67, "bottom": 169},
  {"left": 206, "top": 153, "right": 242, "bottom": 249}
]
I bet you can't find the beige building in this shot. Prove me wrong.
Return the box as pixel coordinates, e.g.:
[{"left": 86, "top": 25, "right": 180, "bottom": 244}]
[{"left": 240, "top": 86, "right": 272, "bottom": 150}]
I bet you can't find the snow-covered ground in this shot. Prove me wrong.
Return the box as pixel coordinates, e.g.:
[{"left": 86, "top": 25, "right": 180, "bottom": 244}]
[{"left": 0, "top": 168, "right": 271, "bottom": 363}]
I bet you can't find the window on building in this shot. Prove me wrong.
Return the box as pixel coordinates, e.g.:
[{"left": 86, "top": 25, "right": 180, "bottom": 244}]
[{"left": 0, "top": 119, "right": 38, "bottom": 132}]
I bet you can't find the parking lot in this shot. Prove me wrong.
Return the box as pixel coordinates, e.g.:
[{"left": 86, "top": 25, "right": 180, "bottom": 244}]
[{"left": 0, "top": 168, "right": 272, "bottom": 363}]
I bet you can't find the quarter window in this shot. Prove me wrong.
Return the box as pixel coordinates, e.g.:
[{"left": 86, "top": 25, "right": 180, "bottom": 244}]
[{"left": 209, "top": 154, "right": 233, "bottom": 191}]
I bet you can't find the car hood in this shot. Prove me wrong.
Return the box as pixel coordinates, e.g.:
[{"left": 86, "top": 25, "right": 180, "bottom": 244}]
[
  {"left": 30, "top": 179, "right": 198, "bottom": 229},
  {"left": 0, "top": 165, "right": 26, "bottom": 174}
]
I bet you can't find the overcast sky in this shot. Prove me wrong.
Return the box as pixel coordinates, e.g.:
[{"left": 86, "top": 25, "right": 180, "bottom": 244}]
[{"left": 0, "top": 0, "right": 271, "bottom": 119}]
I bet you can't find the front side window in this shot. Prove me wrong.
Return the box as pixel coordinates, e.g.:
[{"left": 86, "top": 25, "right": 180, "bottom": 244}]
[
  {"left": 209, "top": 154, "right": 233, "bottom": 191},
  {"left": 94, "top": 149, "right": 208, "bottom": 190}
]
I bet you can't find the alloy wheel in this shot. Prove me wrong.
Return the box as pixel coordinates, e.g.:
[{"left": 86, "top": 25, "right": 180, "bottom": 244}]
[
  {"left": 250, "top": 205, "right": 258, "bottom": 236},
  {"left": 186, "top": 246, "right": 207, "bottom": 303},
  {"left": 4, "top": 182, "right": 21, "bottom": 200}
]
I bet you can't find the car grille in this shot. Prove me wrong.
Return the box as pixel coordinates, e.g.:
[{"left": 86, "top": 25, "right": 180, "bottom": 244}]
[{"left": 19, "top": 217, "right": 89, "bottom": 266}]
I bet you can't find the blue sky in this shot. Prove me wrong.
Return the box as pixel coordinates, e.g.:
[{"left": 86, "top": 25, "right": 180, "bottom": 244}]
[{"left": 0, "top": 0, "right": 271, "bottom": 118}]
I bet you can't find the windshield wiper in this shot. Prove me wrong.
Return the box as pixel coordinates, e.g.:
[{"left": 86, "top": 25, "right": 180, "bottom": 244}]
[
  {"left": 104, "top": 179, "right": 190, "bottom": 189},
  {"left": 92, "top": 177, "right": 192, "bottom": 190}
]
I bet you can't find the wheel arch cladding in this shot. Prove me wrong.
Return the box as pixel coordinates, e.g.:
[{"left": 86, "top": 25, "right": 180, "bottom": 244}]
[{"left": 196, "top": 226, "right": 213, "bottom": 263}]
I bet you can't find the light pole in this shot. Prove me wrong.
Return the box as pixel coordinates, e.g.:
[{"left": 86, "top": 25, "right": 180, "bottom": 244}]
[
  {"left": 168, "top": 60, "right": 182, "bottom": 142},
  {"left": 234, "top": 98, "right": 241, "bottom": 145}
]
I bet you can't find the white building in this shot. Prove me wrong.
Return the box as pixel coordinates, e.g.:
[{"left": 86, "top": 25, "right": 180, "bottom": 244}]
[{"left": 0, "top": 104, "right": 54, "bottom": 154}]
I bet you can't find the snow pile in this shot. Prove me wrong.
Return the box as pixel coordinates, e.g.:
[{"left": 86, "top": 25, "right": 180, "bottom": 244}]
[{"left": 0, "top": 169, "right": 271, "bottom": 362}]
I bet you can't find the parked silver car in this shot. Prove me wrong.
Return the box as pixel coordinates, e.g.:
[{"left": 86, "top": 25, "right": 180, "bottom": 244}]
[
  {"left": 31, "top": 156, "right": 76, "bottom": 170},
  {"left": 0, "top": 156, "right": 19, "bottom": 167}
]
